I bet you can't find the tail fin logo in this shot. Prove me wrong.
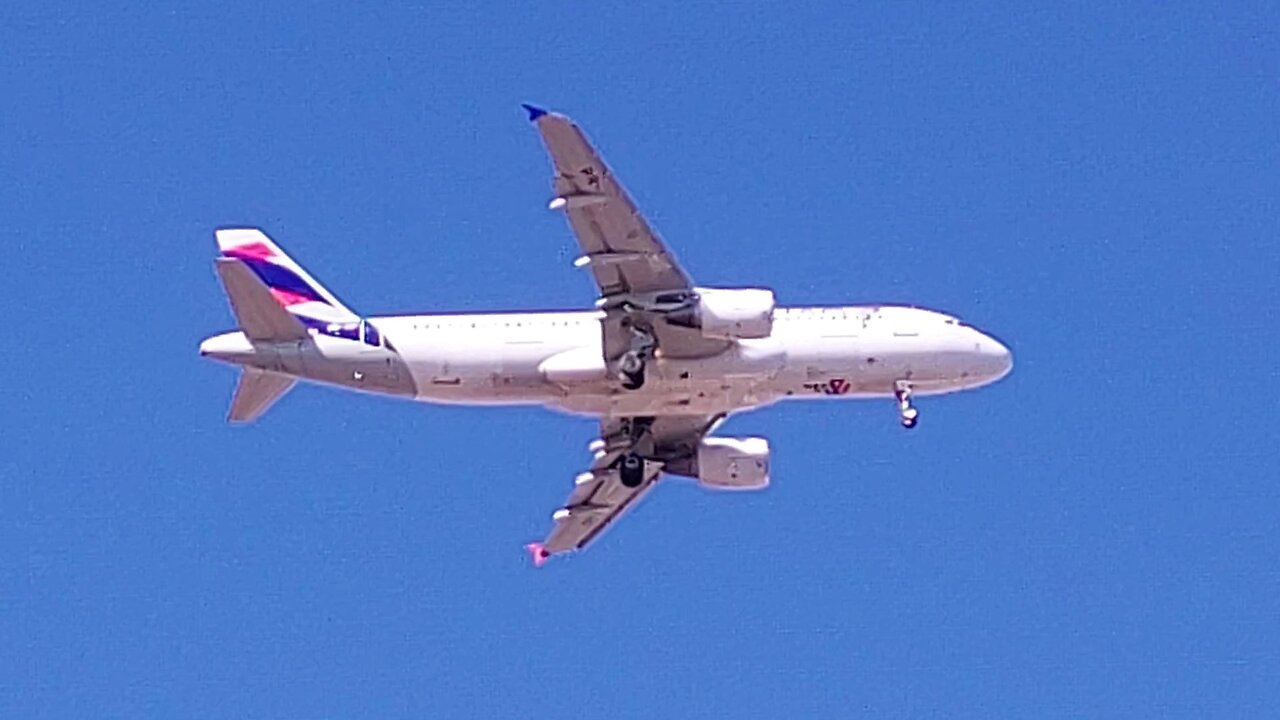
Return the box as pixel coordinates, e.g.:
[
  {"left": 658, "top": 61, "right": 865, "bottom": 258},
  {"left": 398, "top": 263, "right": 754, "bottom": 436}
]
[
  {"left": 222, "top": 246, "right": 330, "bottom": 308},
  {"left": 214, "top": 229, "right": 356, "bottom": 320}
]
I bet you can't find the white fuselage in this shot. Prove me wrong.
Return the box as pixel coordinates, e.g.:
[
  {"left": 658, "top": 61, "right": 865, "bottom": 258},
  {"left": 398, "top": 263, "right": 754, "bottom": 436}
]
[{"left": 203, "top": 304, "right": 1012, "bottom": 419}]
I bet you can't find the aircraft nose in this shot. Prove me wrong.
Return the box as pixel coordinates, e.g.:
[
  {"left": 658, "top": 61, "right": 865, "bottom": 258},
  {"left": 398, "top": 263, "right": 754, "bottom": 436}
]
[{"left": 975, "top": 331, "right": 1013, "bottom": 380}]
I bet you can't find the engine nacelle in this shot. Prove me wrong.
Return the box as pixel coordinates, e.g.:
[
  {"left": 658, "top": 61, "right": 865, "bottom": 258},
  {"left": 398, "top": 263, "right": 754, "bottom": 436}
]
[
  {"left": 686, "top": 288, "right": 776, "bottom": 340},
  {"left": 696, "top": 436, "right": 771, "bottom": 491}
]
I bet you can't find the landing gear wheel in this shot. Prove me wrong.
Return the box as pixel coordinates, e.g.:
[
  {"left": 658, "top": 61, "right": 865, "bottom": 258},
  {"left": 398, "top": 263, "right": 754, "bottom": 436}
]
[
  {"left": 621, "top": 369, "right": 645, "bottom": 390},
  {"left": 619, "top": 351, "right": 644, "bottom": 374},
  {"left": 900, "top": 407, "right": 919, "bottom": 429},
  {"left": 618, "top": 351, "right": 646, "bottom": 390},
  {"left": 619, "top": 453, "right": 645, "bottom": 488}
]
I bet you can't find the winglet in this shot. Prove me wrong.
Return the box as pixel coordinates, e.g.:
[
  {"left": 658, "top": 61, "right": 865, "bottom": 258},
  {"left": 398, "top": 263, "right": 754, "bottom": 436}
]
[
  {"left": 521, "top": 103, "right": 549, "bottom": 122},
  {"left": 525, "top": 542, "right": 551, "bottom": 568}
]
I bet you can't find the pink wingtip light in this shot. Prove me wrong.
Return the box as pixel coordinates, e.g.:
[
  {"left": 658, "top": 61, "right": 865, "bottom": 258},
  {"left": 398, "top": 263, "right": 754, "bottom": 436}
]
[{"left": 525, "top": 543, "right": 551, "bottom": 568}]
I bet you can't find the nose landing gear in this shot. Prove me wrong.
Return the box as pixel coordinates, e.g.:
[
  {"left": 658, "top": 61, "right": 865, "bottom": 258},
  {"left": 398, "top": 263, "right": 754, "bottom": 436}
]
[{"left": 895, "top": 381, "right": 919, "bottom": 429}]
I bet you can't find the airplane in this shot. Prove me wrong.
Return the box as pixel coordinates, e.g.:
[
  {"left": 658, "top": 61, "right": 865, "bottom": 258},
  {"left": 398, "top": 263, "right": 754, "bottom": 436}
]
[{"left": 199, "top": 104, "right": 1013, "bottom": 565}]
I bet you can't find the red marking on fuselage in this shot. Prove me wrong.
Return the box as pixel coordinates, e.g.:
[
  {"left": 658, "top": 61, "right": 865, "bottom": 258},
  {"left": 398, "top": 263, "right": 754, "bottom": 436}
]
[{"left": 826, "top": 378, "right": 850, "bottom": 395}]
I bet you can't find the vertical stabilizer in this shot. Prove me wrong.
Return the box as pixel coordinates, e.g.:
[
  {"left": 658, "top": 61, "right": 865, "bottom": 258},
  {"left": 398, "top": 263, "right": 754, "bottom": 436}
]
[
  {"left": 207, "top": 228, "right": 360, "bottom": 422},
  {"left": 214, "top": 259, "right": 309, "bottom": 341},
  {"left": 229, "top": 369, "right": 295, "bottom": 423},
  {"left": 215, "top": 228, "right": 359, "bottom": 324}
]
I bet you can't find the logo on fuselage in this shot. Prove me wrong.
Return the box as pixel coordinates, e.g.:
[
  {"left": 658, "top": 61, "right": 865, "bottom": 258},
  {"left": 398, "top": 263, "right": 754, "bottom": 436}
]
[{"left": 803, "top": 378, "right": 851, "bottom": 395}]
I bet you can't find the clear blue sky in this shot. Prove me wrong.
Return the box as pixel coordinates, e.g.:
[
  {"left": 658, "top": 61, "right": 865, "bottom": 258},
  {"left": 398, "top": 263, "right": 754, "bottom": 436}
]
[{"left": 3, "top": 3, "right": 1278, "bottom": 717}]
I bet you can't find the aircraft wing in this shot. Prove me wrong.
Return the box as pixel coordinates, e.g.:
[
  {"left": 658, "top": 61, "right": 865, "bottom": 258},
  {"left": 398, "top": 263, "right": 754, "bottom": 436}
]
[
  {"left": 525, "top": 105, "right": 691, "bottom": 296},
  {"left": 525, "top": 106, "right": 728, "bottom": 361},
  {"left": 527, "top": 414, "right": 725, "bottom": 565}
]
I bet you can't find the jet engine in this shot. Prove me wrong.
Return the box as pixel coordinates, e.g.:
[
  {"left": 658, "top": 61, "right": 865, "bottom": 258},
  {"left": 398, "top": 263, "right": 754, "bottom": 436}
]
[
  {"left": 695, "top": 436, "right": 771, "bottom": 491},
  {"left": 670, "top": 288, "right": 776, "bottom": 340}
]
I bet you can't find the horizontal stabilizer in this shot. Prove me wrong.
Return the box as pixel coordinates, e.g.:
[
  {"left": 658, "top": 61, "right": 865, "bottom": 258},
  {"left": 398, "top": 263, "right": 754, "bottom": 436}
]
[
  {"left": 229, "top": 369, "right": 295, "bottom": 423},
  {"left": 215, "top": 258, "right": 309, "bottom": 341}
]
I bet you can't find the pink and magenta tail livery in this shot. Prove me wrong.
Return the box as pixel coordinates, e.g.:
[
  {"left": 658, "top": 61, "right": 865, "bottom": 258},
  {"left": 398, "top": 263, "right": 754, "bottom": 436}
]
[{"left": 214, "top": 228, "right": 357, "bottom": 322}]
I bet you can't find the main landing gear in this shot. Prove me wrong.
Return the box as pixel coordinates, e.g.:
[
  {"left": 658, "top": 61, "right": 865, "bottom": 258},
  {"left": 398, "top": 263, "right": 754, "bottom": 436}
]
[
  {"left": 895, "top": 381, "right": 919, "bottom": 429},
  {"left": 617, "top": 325, "right": 656, "bottom": 391},
  {"left": 619, "top": 351, "right": 646, "bottom": 390},
  {"left": 618, "top": 452, "right": 646, "bottom": 488}
]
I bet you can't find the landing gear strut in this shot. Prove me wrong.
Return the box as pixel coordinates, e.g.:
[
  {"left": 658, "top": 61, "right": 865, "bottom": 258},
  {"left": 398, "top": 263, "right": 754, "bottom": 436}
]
[
  {"left": 895, "top": 381, "right": 919, "bottom": 429},
  {"left": 617, "top": 325, "right": 656, "bottom": 391},
  {"left": 618, "top": 453, "right": 645, "bottom": 488}
]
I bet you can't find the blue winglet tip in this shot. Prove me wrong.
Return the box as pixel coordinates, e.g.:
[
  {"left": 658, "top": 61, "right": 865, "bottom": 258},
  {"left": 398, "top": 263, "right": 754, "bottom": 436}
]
[{"left": 521, "top": 103, "right": 549, "bottom": 122}]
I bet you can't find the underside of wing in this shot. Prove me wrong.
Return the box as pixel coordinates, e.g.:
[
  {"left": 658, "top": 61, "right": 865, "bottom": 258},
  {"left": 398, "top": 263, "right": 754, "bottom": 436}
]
[
  {"left": 536, "top": 457, "right": 661, "bottom": 560},
  {"left": 524, "top": 106, "right": 728, "bottom": 362},
  {"left": 526, "top": 106, "right": 691, "bottom": 297},
  {"left": 527, "top": 414, "right": 725, "bottom": 565}
]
